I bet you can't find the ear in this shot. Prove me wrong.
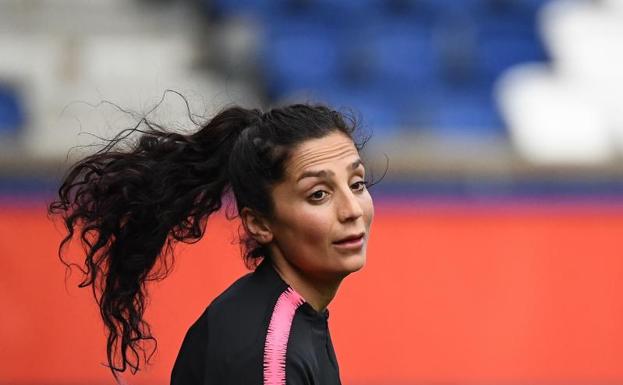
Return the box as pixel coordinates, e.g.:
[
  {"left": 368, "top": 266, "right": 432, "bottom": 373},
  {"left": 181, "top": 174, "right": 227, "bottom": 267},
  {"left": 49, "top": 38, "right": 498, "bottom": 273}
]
[{"left": 240, "top": 207, "right": 274, "bottom": 244}]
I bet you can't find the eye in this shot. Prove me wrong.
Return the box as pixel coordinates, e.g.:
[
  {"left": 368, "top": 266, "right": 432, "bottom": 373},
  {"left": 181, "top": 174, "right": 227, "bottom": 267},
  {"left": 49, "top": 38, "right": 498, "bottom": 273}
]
[
  {"left": 308, "top": 190, "right": 328, "bottom": 202},
  {"left": 351, "top": 181, "right": 368, "bottom": 192}
]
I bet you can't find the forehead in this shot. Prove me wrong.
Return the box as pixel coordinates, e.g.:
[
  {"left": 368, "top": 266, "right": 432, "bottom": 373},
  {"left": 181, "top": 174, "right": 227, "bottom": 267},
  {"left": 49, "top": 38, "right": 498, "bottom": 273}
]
[{"left": 285, "top": 132, "right": 359, "bottom": 177}]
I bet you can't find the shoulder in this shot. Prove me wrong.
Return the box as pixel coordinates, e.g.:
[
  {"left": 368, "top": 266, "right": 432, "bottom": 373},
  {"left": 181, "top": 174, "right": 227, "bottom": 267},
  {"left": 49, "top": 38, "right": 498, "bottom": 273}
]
[
  {"left": 187, "top": 262, "right": 288, "bottom": 355},
  {"left": 177, "top": 270, "right": 255, "bottom": 338},
  {"left": 181, "top": 270, "right": 265, "bottom": 342},
  {"left": 206, "top": 267, "right": 278, "bottom": 328},
  {"left": 173, "top": 260, "right": 308, "bottom": 383},
  {"left": 172, "top": 266, "right": 284, "bottom": 384}
]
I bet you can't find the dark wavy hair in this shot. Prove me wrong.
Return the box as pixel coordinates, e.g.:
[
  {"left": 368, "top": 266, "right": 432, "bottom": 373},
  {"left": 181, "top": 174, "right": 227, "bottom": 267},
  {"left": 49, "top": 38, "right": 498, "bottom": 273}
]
[{"left": 48, "top": 100, "right": 376, "bottom": 381}]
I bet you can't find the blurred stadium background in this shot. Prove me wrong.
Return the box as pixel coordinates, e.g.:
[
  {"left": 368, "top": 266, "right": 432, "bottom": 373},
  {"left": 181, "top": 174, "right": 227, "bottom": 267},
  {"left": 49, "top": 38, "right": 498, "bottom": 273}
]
[{"left": 1, "top": 0, "right": 623, "bottom": 384}]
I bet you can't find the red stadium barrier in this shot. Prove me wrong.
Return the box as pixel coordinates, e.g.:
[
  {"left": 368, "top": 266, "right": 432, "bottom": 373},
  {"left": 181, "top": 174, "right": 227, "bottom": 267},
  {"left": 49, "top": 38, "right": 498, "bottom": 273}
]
[{"left": 1, "top": 202, "right": 622, "bottom": 384}]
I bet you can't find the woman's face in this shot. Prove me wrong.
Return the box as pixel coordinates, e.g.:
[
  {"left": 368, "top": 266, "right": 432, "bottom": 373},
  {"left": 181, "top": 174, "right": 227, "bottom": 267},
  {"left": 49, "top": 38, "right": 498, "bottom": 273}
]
[{"left": 266, "top": 131, "right": 374, "bottom": 282}]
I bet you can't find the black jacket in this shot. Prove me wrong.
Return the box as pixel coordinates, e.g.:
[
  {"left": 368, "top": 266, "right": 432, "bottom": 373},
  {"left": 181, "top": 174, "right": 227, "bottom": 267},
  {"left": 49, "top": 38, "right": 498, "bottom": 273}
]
[{"left": 170, "top": 258, "right": 342, "bottom": 384}]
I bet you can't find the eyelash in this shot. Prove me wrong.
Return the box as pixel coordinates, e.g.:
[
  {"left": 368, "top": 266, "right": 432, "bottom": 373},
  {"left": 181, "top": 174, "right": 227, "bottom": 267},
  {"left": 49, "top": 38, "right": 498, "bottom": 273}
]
[{"left": 308, "top": 181, "right": 368, "bottom": 202}]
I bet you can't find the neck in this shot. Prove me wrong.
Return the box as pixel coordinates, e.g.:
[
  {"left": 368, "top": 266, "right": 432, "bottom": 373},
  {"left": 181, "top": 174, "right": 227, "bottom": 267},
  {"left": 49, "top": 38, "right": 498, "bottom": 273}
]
[{"left": 268, "top": 253, "right": 343, "bottom": 313}]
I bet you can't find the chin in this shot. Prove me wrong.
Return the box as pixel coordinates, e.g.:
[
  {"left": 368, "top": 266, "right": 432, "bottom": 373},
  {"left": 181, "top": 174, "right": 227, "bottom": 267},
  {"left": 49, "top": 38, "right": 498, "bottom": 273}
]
[{"left": 339, "top": 252, "right": 366, "bottom": 275}]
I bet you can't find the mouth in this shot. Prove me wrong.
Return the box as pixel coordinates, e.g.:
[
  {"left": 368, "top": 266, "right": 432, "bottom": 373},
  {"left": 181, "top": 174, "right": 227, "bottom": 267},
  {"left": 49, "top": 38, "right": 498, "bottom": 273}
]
[{"left": 333, "top": 232, "right": 365, "bottom": 247}]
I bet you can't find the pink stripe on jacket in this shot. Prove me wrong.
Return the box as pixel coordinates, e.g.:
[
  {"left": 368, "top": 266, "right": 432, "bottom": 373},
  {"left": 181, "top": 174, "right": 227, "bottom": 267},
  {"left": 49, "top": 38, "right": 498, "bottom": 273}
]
[{"left": 263, "top": 287, "right": 305, "bottom": 385}]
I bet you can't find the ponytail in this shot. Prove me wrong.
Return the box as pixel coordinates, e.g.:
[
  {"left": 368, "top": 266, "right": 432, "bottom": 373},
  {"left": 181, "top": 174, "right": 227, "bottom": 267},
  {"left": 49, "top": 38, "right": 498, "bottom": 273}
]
[{"left": 48, "top": 106, "right": 262, "bottom": 380}]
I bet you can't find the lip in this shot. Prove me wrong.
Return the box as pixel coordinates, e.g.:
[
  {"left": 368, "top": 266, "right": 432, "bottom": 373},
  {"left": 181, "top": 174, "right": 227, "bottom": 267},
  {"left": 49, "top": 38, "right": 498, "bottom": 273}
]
[{"left": 333, "top": 233, "right": 365, "bottom": 250}]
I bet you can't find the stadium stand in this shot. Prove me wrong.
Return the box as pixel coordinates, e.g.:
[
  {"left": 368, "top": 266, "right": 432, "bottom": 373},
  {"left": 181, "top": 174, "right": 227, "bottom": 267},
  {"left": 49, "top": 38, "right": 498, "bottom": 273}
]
[
  {"left": 0, "top": 0, "right": 620, "bottom": 193},
  {"left": 207, "top": 0, "right": 551, "bottom": 138}
]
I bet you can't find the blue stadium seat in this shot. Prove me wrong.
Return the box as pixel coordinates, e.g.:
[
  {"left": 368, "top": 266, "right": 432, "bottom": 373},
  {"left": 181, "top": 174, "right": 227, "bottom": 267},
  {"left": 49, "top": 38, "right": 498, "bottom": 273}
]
[
  {"left": 412, "top": 0, "right": 550, "bottom": 16},
  {"left": 315, "top": 85, "right": 404, "bottom": 135},
  {"left": 293, "top": 0, "right": 385, "bottom": 18},
  {"left": 475, "top": 6, "right": 539, "bottom": 37},
  {"left": 260, "top": 29, "right": 342, "bottom": 98},
  {"left": 364, "top": 22, "right": 439, "bottom": 85},
  {"left": 429, "top": 82, "right": 506, "bottom": 135},
  {"left": 485, "top": 0, "right": 550, "bottom": 14},
  {"left": 470, "top": 5, "right": 548, "bottom": 77},
  {"left": 408, "top": 0, "right": 483, "bottom": 13},
  {"left": 476, "top": 35, "right": 548, "bottom": 78},
  {"left": 208, "top": 0, "right": 275, "bottom": 18},
  {"left": 0, "top": 85, "right": 25, "bottom": 135},
  {"left": 398, "top": 75, "right": 506, "bottom": 136},
  {"left": 433, "top": 98, "right": 505, "bottom": 134}
]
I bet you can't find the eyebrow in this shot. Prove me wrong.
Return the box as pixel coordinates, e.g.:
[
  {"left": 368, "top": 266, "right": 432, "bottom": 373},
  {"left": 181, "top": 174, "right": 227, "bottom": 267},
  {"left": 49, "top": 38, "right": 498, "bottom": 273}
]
[{"left": 296, "top": 159, "right": 364, "bottom": 182}]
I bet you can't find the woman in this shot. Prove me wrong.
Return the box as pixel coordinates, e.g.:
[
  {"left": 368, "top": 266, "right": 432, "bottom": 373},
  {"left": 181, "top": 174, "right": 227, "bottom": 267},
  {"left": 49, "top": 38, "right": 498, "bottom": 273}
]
[{"left": 49, "top": 103, "right": 375, "bottom": 384}]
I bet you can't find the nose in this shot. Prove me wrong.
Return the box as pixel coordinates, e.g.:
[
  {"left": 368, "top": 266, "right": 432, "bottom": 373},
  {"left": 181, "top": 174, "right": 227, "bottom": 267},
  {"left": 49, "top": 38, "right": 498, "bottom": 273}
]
[{"left": 337, "top": 188, "right": 363, "bottom": 223}]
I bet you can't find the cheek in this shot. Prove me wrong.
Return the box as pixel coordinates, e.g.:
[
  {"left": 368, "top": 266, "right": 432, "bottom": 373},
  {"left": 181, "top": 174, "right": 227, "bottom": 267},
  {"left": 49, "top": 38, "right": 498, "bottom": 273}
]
[
  {"left": 278, "top": 204, "right": 332, "bottom": 246},
  {"left": 362, "top": 192, "right": 374, "bottom": 227},
  {"left": 294, "top": 207, "right": 333, "bottom": 243}
]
